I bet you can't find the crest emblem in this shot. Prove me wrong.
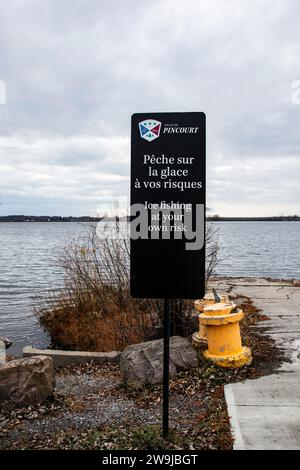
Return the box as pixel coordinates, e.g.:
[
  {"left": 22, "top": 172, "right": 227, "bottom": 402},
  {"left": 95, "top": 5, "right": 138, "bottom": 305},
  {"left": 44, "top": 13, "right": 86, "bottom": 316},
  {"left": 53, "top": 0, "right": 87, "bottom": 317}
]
[{"left": 139, "top": 119, "right": 161, "bottom": 142}]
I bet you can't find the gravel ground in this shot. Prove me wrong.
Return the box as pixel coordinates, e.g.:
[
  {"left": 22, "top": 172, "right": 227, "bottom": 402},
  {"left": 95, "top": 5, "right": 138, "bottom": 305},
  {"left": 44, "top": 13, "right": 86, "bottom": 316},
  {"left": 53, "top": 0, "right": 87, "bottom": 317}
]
[
  {"left": 0, "top": 361, "right": 232, "bottom": 450},
  {"left": 1, "top": 364, "right": 156, "bottom": 438}
]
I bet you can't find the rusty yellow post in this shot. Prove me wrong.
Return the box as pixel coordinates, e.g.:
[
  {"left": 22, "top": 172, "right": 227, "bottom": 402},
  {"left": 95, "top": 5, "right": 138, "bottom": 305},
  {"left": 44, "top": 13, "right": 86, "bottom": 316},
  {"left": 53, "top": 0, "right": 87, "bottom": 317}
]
[
  {"left": 199, "top": 302, "right": 252, "bottom": 368},
  {"left": 192, "top": 292, "right": 229, "bottom": 347}
]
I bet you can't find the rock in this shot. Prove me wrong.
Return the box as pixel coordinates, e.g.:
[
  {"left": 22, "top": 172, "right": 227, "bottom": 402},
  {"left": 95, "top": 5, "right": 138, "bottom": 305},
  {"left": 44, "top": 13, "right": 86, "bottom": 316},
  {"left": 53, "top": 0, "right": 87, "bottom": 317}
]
[
  {"left": 0, "top": 355, "right": 55, "bottom": 407},
  {"left": 0, "top": 336, "right": 13, "bottom": 349},
  {"left": 120, "top": 336, "right": 198, "bottom": 387},
  {"left": 0, "top": 341, "right": 5, "bottom": 365}
]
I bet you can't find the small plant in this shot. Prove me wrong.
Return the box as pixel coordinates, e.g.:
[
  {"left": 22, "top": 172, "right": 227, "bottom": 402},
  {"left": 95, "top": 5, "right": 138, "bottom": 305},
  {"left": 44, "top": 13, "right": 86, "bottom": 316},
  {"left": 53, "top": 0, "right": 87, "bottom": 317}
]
[{"left": 130, "top": 425, "right": 176, "bottom": 450}]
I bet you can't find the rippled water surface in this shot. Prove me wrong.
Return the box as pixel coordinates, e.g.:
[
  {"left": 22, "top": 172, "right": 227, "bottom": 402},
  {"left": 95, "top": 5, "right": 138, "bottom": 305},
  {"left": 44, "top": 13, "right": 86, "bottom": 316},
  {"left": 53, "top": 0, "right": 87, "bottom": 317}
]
[
  {"left": 0, "top": 221, "right": 299, "bottom": 354},
  {"left": 0, "top": 223, "right": 91, "bottom": 354},
  {"left": 214, "top": 221, "right": 300, "bottom": 279}
]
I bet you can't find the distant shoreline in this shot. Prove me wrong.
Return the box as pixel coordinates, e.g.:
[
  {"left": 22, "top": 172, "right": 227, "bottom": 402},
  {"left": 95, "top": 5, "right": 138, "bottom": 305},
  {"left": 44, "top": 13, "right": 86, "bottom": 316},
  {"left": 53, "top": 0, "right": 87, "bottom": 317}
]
[
  {"left": 208, "top": 216, "right": 300, "bottom": 221},
  {"left": 0, "top": 215, "right": 299, "bottom": 222}
]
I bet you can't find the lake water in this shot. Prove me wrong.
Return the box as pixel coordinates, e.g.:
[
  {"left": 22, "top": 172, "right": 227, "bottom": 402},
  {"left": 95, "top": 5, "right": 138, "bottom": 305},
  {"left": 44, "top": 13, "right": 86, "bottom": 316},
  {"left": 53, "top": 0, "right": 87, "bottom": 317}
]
[{"left": 0, "top": 221, "right": 299, "bottom": 355}]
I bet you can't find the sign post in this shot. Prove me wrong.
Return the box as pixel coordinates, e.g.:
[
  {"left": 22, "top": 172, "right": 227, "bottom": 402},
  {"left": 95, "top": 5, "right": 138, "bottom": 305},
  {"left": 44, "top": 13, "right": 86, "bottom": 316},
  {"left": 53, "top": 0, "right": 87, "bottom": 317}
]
[
  {"left": 163, "top": 298, "right": 170, "bottom": 437},
  {"left": 130, "top": 112, "right": 206, "bottom": 437}
]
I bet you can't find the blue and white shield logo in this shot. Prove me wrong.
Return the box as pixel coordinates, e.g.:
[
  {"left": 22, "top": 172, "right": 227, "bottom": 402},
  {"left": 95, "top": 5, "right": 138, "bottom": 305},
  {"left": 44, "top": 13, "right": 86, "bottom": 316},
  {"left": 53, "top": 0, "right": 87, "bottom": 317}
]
[{"left": 139, "top": 119, "right": 161, "bottom": 142}]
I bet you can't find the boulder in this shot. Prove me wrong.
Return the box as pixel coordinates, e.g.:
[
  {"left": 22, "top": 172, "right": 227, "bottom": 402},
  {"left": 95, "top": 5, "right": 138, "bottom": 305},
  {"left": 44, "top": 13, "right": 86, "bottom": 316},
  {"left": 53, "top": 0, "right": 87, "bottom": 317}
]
[
  {"left": 0, "top": 340, "right": 5, "bottom": 365},
  {"left": 120, "top": 336, "right": 198, "bottom": 387},
  {"left": 0, "top": 355, "right": 55, "bottom": 407},
  {"left": 0, "top": 336, "right": 13, "bottom": 349}
]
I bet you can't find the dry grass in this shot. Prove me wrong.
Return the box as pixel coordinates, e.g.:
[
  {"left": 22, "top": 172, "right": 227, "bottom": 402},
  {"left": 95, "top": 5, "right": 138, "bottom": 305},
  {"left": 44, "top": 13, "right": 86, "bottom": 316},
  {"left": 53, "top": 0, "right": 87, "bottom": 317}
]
[
  {"left": 36, "top": 227, "right": 160, "bottom": 351},
  {"left": 36, "top": 222, "right": 221, "bottom": 352}
]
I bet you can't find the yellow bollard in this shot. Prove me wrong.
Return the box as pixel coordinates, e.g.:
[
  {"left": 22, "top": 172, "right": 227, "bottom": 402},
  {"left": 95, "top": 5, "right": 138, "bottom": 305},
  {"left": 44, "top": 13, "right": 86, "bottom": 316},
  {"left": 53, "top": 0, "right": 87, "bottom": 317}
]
[
  {"left": 199, "top": 302, "right": 252, "bottom": 368},
  {"left": 192, "top": 292, "right": 229, "bottom": 347}
]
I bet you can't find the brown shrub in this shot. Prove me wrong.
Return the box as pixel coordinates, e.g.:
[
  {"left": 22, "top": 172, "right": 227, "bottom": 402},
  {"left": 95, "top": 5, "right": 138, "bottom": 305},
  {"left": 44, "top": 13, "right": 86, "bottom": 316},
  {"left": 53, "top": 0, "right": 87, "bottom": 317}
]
[
  {"left": 36, "top": 222, "right": 221, "bottom": 351},
  {"left": 36, "top": 226, "right": 160, "bottom": 351}
]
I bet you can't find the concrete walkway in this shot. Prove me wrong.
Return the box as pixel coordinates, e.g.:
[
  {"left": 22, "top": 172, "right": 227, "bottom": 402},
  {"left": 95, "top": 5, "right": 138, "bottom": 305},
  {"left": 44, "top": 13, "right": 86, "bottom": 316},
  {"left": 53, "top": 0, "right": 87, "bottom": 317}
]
[{"left": 212, "top": 277, "right": 300, "bottom": 450}]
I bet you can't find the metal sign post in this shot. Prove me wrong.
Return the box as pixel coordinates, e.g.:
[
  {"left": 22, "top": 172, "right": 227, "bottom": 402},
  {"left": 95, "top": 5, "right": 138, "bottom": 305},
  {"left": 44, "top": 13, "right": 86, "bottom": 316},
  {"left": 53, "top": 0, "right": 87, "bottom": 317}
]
[{"left": 163, "top": 298, "right": 170, "bottom": 437}]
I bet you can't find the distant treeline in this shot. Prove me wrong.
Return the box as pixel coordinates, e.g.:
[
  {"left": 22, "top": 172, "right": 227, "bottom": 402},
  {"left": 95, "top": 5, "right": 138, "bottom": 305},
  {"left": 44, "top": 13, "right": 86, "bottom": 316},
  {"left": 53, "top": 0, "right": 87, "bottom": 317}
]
[
  {"left": 0, "top": 215, "right": 299, "bottom": 222},
  {"left": 208, "top": 215, "right": 300, "bottom": 221},
  {"left": 0, "top": 215, "right": 103, "bottom": 222}
]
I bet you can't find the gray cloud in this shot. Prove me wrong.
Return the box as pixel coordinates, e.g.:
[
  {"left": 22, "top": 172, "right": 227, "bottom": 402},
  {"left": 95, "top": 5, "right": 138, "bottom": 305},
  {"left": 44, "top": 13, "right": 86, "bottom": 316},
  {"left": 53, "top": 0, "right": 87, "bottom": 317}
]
[{"left": 0, "top": 0, "right": 300, "bottom": 216}]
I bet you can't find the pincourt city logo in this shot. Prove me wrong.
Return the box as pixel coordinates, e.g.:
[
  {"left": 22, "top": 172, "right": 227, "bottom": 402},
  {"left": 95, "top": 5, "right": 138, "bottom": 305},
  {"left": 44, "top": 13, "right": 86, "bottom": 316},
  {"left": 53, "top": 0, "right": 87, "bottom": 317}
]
[{"left": 139, "top": 119, "right": 161, "bottom": 142}]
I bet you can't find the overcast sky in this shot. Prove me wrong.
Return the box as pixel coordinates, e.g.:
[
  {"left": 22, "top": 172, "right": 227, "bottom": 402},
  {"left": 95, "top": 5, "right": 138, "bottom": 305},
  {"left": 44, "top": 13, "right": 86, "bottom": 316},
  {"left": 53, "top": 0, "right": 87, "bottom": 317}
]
[{"left": 0, "top": 0, "right": 299, "bottom": 216}]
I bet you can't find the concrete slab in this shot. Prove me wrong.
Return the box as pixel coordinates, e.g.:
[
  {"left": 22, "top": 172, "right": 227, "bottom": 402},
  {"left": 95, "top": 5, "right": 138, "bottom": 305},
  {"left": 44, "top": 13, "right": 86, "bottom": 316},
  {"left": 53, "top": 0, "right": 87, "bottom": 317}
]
[
  {"left": 255, "top": 317, "right": 300, "bottom": 334},
  {"left": 212, "top": 277, "right": 300, "bottom": 450},
  {"left": 225, "top": 395, "right": 300, "bottom": 450},
  {"left": 265, "top": 334, "right": 300, "bottom": 358},
  {"left": 232, "top": 287, "right": 300, "bottom": 301},
  {"left": 23, "top": 346, "right": 120, "bottom": 368},
  {"left": 226, "top": 370, "right": 300, "bottom": 406},
  {"left": 246, "top": 302, "right": 299, "bottom": 312},
  {"left": 212, "top": 277, "right": 299, "bottom": 288}
]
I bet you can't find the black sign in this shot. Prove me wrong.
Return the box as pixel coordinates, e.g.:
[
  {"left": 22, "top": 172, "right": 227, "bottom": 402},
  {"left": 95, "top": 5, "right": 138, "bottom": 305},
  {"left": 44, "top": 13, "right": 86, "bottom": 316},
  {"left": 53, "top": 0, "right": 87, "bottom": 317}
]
[{"left": 130, "top": 112, "right": 206, "bottom": 299}]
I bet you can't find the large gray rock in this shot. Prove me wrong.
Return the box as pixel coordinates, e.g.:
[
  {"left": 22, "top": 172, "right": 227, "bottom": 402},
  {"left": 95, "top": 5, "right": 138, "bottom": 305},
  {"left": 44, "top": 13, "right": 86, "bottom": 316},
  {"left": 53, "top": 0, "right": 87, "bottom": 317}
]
[
  {"left": 0, "top": 336, "right": 13, "bottom": 349},
  {"left": 120, "top": 336, "right": 198, "bottom": 387},
  {"left": 0, "top": 340, "right": 5, "bottom": 365},
  {"left": 0, "top": 355, "right": 55, "bottom": 407}
]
